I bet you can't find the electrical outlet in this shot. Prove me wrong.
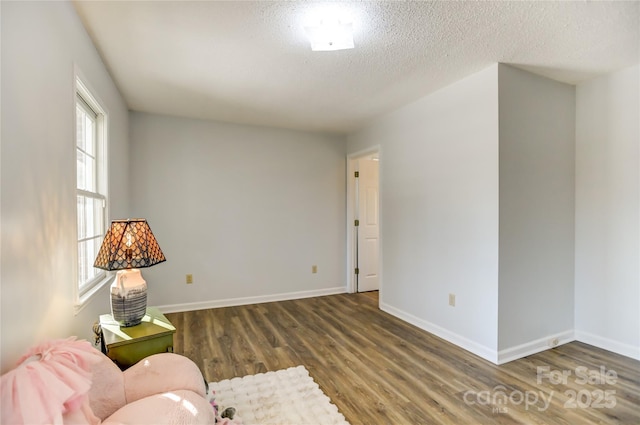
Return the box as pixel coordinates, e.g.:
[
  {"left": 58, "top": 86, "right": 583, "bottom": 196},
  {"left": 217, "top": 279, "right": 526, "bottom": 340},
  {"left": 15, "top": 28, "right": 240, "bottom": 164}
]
[
  {"left": 312, "top": 265, "right": 318, "bottom": 274},
  {"left": 449, "top": 293, "right": 455, "bottom": 307},
  {"left": 186, "top": 274, "right": 193, "bottom": 284}
]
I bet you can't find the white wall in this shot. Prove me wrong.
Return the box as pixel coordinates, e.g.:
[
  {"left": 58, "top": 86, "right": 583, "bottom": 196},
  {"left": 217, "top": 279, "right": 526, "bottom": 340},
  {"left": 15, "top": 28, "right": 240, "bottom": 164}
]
[
  {"left": 575, "top": 65, "right": 640, "bottom": 360},
  {"left": 129, "top": 112, "right": 346, "bottom": 310},
  {"left": 497, "top": 65, "right": 576, "bottom": 359},
  {"left": 348, "top": 65, "right": 500, "bottom": 361},
  {"left": 0, "top": 1, "right": 129, "bottom": 372}
]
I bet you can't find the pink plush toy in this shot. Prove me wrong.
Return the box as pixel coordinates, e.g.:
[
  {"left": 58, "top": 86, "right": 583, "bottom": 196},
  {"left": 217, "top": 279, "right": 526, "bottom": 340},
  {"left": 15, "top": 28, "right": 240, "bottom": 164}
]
[
  {"left": 1, "top": 337, "right": 217, "bottom": 425},
  {"left": 1, "top": 337, "right": 103, "bottom": 424}
]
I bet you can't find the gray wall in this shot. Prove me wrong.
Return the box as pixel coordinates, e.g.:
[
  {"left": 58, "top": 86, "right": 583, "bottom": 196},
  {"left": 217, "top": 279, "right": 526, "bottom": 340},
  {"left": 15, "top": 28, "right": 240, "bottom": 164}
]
[
  {"left": 348, "top": 62, "right": 634, "bottom": 364},
  {"left": 129, "top": 112, "right": 347, "bottom": 310},
  {"left": 1, "top": 1, "right": 130, "bottom": 372},
  {"left": 348, "top": 65, "right": 501, "bottom": 361},
  {"left": 497, "top": 65, "right": 576, "bottom": 355},
  {"left": 575, "top": 65, "right": 640, "bottom": 360}
]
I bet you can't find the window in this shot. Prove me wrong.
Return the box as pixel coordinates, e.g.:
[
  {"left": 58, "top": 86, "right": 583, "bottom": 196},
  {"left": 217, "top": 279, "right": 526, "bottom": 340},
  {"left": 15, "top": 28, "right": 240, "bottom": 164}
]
[{"left": 75, "top": 77, "right": 108, "bottom": 305}]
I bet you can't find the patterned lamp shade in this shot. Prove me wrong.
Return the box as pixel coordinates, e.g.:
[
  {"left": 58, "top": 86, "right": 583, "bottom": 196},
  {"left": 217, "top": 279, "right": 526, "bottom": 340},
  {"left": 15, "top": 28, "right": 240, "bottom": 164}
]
[
  {"left": 94, "top": 219, "right": 165, "bottom": 327},
  {"left": 94, "top": 219, "right": 166, "bottom": 271}
]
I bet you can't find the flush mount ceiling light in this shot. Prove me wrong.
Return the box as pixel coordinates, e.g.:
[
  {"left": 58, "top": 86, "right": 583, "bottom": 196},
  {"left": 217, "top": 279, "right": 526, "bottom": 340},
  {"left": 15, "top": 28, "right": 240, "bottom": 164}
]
[{"left": 304, "top": 18, "right": 354, "bottom": 51}]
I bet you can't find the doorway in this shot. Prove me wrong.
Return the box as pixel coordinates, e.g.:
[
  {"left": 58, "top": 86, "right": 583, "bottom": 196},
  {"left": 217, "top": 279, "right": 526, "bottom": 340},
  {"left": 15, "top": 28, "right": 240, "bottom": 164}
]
[{"left": 347, "top": 148, "right": 380, "bottom": 293}]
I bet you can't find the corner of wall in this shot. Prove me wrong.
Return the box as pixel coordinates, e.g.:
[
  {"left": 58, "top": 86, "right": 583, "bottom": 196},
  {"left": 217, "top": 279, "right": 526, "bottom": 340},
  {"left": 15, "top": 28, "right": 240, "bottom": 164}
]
[
  {"left": 497, "top": 65, "right": 576, "bottom": 353},
  {"left": 574, "top": 64, "right": 640, "bottom": 360}
]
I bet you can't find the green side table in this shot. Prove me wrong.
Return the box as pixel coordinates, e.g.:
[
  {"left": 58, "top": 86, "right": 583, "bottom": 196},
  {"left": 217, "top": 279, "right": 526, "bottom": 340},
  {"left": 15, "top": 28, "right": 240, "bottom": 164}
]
[{"left": 99, "top": 307, "right": 176, "bottom": 369}]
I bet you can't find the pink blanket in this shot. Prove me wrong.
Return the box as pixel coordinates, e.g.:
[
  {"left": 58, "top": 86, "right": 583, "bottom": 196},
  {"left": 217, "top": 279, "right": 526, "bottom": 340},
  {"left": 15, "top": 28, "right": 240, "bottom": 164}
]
[{"left": 1, "top": 337, "right": 103, "bottom": 425}]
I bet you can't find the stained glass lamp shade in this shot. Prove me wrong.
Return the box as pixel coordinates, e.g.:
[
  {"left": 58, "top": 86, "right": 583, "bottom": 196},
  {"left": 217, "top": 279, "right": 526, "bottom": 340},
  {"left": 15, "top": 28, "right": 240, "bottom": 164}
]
[{"left": 94, "top": 219, "right": 166, "bottom": 327}]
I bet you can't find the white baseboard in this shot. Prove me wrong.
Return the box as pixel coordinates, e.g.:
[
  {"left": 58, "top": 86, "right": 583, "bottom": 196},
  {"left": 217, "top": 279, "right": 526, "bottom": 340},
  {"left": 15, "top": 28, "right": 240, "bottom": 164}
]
[
  {"left": 375, "top": 303, "right": 640, "bottom": 364},
  {"left": 497, "top": 330, "right": 575, "bottom": 365},
  {"left": 380, "top": 302, "right": 498, "bottom": 364},
  {"left": 159, "top": 292, "right": 640, "bottom": 364},
  {"left": 575, "top": 330, "right": 640, "bottom": 361},
  {"left": 157, "top": 286, "right": 348, "bottom": 314}
]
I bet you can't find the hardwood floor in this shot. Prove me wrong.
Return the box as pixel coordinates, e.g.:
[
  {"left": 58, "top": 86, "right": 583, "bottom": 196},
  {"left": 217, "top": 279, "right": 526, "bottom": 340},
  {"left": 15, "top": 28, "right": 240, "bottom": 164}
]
[{"left": 166, "top": 292, "right": 640, "bottom": 424}]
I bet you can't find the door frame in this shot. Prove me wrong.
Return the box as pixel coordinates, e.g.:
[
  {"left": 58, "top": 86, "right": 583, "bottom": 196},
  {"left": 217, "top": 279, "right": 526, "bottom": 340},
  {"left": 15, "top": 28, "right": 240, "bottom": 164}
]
[{"left": 346, "top": 146, "right": 381, "bottom": 294}]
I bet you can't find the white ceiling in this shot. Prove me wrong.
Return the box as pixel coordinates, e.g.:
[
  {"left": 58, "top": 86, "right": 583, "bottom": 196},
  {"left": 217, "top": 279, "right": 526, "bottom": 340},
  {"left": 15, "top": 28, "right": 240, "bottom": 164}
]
[{"left": 73, "top": 1, "right": 639, "bottom": 135}]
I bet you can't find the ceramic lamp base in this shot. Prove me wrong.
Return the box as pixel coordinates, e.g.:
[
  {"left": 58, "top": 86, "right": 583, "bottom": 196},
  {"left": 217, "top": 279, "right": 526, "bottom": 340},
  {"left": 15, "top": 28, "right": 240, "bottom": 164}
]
[{"left": 111, "top": 269, "right": 147, "bottom": 327}]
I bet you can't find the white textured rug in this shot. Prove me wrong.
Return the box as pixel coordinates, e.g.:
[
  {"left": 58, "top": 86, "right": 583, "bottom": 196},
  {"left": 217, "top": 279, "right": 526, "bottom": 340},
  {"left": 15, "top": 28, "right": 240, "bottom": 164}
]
[{"left": 209, "top": 366, "right": 350, "bottom": 425}]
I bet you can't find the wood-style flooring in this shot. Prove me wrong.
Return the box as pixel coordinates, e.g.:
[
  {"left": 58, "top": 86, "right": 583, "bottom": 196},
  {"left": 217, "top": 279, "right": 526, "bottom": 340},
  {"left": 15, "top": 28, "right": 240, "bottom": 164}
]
[{"left": 166, "top": 292, "right": 640, "bottom": 424}]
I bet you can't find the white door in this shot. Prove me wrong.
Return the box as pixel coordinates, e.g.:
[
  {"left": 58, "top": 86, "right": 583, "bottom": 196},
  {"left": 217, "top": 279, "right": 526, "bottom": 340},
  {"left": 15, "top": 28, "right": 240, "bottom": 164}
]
[{"left": 357, "top": 158, "right": 379, "bottom": 292}]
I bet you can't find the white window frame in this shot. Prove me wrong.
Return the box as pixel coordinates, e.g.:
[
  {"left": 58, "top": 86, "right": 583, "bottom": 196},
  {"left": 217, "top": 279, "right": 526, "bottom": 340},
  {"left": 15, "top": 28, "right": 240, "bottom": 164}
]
[{"left": 74, "top": 73, "right": 111, "bottom": 311}]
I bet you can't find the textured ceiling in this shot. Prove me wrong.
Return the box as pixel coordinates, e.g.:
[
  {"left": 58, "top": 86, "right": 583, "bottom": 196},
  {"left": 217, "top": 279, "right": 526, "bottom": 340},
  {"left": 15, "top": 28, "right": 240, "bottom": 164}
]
[{"left": 73, "top": 1, "right": 639, "bottom": 135}]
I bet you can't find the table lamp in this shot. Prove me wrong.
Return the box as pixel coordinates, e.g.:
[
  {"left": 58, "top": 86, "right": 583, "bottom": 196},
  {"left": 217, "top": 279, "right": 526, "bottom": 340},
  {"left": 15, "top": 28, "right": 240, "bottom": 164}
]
[{"left": 94, "top": 219, "right": 166, "bottom": 327}]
